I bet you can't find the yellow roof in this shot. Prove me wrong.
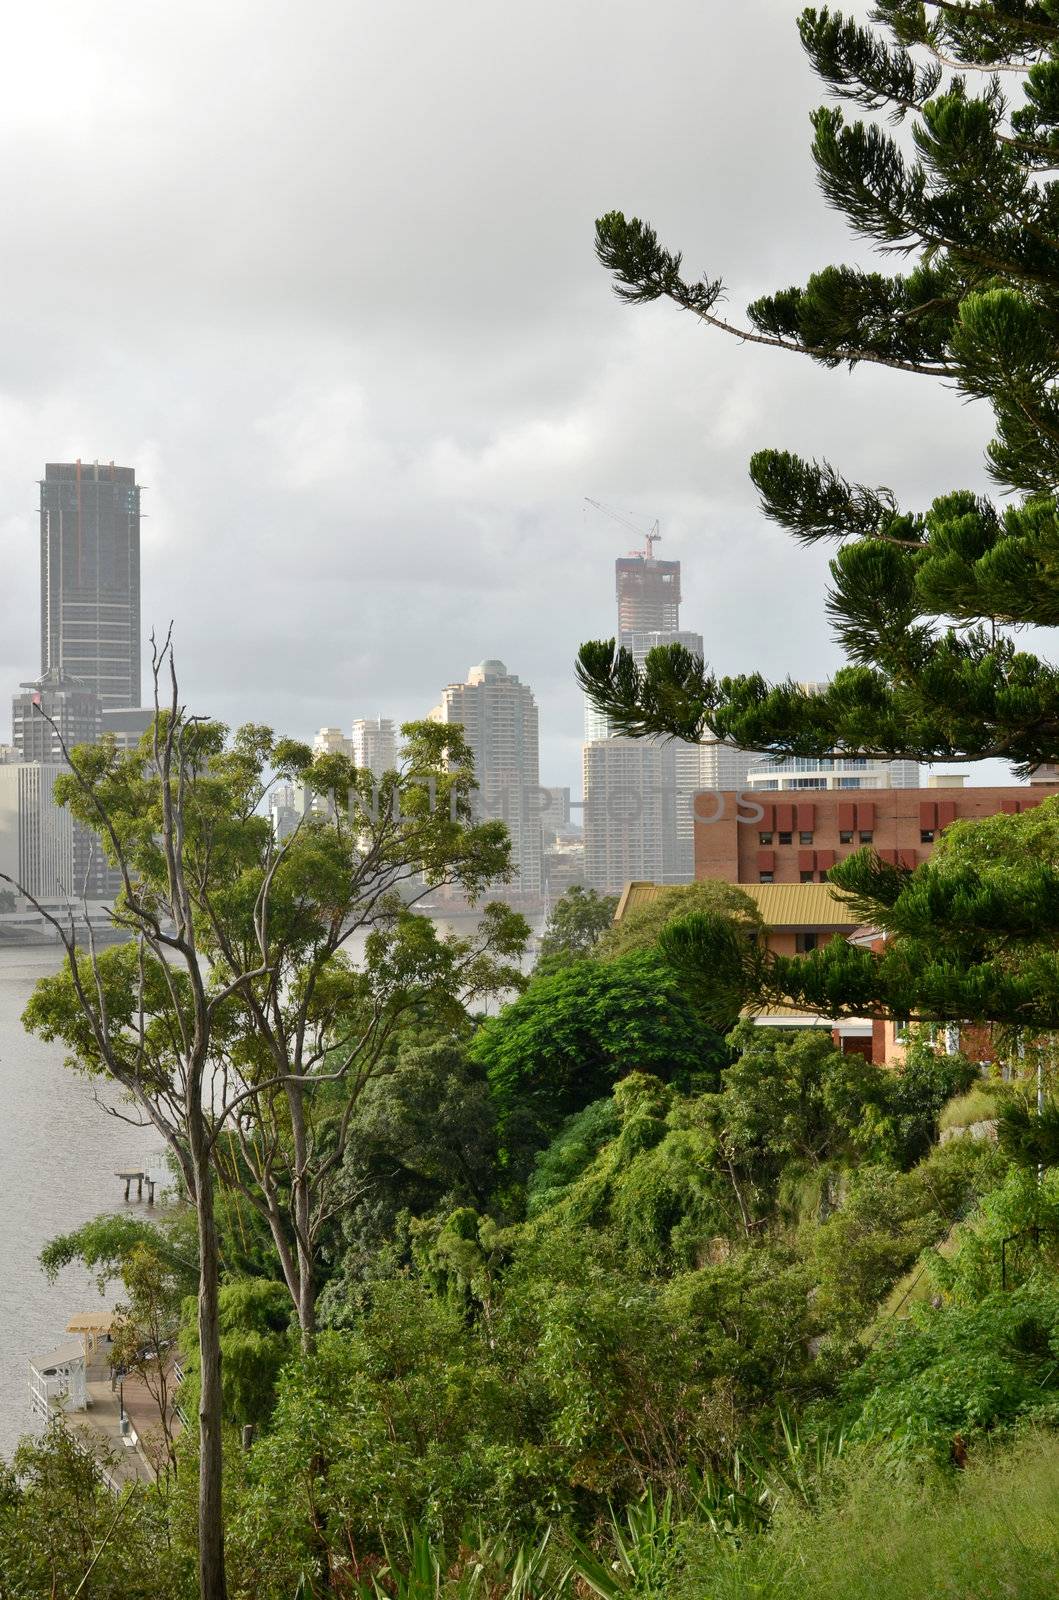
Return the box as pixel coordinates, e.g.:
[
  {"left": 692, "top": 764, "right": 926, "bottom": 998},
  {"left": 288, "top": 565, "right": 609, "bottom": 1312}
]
[
  {"left": 615, "top": 880, "right": 862, "bottom": 930},
  {"left": 65, "top": 1312, "right": 117, "bottom": 1334}
]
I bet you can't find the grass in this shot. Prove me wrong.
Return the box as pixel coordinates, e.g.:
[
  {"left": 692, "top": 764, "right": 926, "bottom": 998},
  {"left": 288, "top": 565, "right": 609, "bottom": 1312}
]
[
  {"left": 677, "top": 1429, "right": 1059, "bottom": 1600},
  {"left": 939, "top": 1083, "right": 1002, "bottom": 1133}
]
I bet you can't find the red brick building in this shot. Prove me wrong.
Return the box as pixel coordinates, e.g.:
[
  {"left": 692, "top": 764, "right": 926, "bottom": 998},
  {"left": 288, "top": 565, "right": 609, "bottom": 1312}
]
[{"left": 693, "top": 783, "right": 1059, "bottom": 886}]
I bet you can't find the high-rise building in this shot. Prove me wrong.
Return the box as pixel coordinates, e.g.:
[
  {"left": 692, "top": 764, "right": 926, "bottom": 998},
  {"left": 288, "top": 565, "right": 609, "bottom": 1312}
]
[
  {"left": 584, "top": 738, "right": 676, "bottom": 892},
  {"left": 12, "top": 669, "right": 112, "bottom": 896},
  {"left": 40, "top": 462, "right": 141, "bottom": 709},
  {"left": 616, "top": 554, "right": 681, "bottom": 642},
  {"left": 269, "top": 780, "right": 311, "bottom": 843},
  {"left": 584, "top": 562, "right": 749, "bottom": 887},
  {"left": 312, "top": 727, "right": 353, "bottom": 758},
  {"left": 430, "top": 660, "right": 542, "bottom": 896},
  {"left": 13, "top": 668, "right": 101, "bottom": 763},
  {"left": 351, "top": 718, "right": 397, "bottom": 780},
  {"left": 0, "top": 764, "right": 75, "bottom": 902},
  {"left": 624, "top": 627, "right": 703, "bottom": 668},
  {"left": 699, "top": 739, "right": 755, "bottom": 791},
  {"left": 100, "top": 705, "right": 154, "bottom": 753}
]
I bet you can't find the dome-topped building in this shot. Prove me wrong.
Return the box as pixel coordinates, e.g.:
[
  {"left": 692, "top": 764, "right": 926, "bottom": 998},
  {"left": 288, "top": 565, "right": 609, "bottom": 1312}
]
[
  {"left": 467, "top": 659, "right": 509, "bottom": 684},
  {"left": 430, "top": 660, "right": 541, "bottom": 897}
]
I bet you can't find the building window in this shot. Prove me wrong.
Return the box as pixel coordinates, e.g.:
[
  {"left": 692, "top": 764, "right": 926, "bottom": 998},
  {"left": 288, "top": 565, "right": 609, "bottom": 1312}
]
[
  {"left": 759, "top": 872, "right": 774, "bottom": 883},
  {"left": 758, "top": 831, "right": 773, "bottom": 844},
  {"left": 796, "top": 932, "right": 818, "bottom": 953},
  {"left": 799, "top": 831, "right": 813, "bottom": 845},
  {"left": 800, "top": 870, "right": 814, "bottom": 883},
  {"left": 839, "top": 830, "right": 853, "bottom": 844},
  {"left": 778, "top": 831, "right": 792, "bottom": 845},
  {"left": 921, "top": 829, "right": 935, "bottom": 844},
  {"left": 818, "top": 870, "right": 830, "bottom": 881},
  {"left": 859, "top": 831, "right": 874, "bottom": 844}
]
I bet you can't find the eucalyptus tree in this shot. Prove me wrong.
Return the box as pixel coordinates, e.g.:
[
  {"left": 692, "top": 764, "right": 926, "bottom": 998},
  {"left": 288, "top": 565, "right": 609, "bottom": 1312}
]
[{"left": 12, "top": 640, "right": 520, "bottom": 1599}]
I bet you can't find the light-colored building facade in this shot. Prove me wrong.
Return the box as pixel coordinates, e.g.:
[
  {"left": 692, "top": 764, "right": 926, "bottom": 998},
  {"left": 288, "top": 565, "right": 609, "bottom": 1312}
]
[
  {"left": 351, "top": 718, "right": 397, "bottom": 780},
  {"left": 100, "top": 705, "right": 154, "bottom": 753},
  {"left": 312, "top": 727, "right": 353, "bottom": 759},
  {"left": 0, "top": 763, "right": 75, "bottom": 902},
  {"left": 745, "top": 683, "right": 919, "bottom": 791},
  {"left": 583, "top": 737, "right": 676, "bottom": 892},
  {"left": 747, "top": 755, "right": 921, "bottom": 791},
  {"left": 269, "top": 780, "right": 311, "bottom": 843},
  {"left": 583, "top": 570, "right": 760, "bottom": 887},
  {"left": 431, "top": 660, "right": 542, "bottom": 897}
]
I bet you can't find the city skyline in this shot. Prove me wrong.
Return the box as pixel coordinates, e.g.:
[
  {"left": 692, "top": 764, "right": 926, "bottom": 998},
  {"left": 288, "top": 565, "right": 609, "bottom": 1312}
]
[{"left": 0, "top": 0, "right": 1006, "bottom": 803}]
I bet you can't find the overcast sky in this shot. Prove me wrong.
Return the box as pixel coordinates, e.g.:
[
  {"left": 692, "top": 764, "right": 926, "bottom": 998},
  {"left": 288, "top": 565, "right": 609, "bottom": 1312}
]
[{"left": 0, "top": 0, "right": 1004, "bottom": 791}]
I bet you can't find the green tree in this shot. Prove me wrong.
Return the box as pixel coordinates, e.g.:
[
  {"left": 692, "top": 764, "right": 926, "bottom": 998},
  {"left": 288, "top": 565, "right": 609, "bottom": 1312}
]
[
  {"left": 534, "top": 884, "right": 617, "bottom": 974},
  {"left": 0, "top": 1425, "right": 180, "bottom": 1599},
  {"left": 658, "top": 813, "right": 1059, "bottom": 1038},
  {"left": 109, "top": 1243, "right": 185, "bottom": 1482},
  {"left": 180, "top": 1278, "right": 294, "bottom": 1433},
  {"left": 577, "top": 5, "right": 1059, "bottom": 771},
  {"left": 316, "top": 1037, "right": 500, "bottom": 1306},
  {"left": 16, "top": 643, "right": 520, "bottom": 1600},
  {"left": 594, "top": 881, "right": 761, "bottom": 962},
  {"left": 471, "top": 951, "right": 733, "bottom": 1179}
]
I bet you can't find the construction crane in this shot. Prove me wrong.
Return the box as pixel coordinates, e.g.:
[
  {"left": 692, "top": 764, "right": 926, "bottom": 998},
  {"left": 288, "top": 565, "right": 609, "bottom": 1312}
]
[{"left": 584, "top": 497, "right": 662, "bottom": 560}]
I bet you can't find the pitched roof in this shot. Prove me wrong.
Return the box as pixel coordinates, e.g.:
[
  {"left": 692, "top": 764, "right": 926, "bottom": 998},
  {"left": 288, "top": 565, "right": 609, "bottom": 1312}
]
[{"left": 615, "top": 880, "right": 863, "bottom": 930}]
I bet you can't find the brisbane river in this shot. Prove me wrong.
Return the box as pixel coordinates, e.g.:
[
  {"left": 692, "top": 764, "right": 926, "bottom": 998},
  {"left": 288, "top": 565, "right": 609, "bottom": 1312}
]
[
  {"left": 0, "top": 911, "right": 541, "bottom": 1459},
  {"left": 0, "top": 947, "right": 146, "bottom": 1460}
]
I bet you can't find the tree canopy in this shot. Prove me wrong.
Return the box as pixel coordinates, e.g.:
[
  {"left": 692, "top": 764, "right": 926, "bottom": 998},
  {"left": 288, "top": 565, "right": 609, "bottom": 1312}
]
[{"left": 577, "top": 3, "right": 1059, "bottom": 774}]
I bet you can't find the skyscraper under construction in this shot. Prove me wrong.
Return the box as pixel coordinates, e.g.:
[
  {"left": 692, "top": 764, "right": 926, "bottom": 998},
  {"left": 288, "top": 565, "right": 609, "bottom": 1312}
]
[
  {"left": 40, "top": 461, "right": 141, "bottom": 709},
  {"left": 615, "top": 552, "right": 680, "bottom": 645}
]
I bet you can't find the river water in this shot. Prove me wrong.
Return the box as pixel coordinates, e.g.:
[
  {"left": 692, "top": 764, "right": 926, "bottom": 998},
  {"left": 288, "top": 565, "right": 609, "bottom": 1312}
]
[
  {"left": 0, "top": 911, "right": 543, "bottom": 1460},
  {"left": 0, "top": 947, "right": 147, "bottom": 1461}
]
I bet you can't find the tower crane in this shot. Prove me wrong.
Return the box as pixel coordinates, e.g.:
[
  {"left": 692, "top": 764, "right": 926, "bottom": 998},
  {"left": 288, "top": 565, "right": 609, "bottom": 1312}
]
[{"left": 584, "top": 497, "right": 661, "bottom": 559}]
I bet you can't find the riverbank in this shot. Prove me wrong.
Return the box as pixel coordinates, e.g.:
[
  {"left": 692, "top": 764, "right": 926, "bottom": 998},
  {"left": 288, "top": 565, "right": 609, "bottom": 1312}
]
[{"left": 0, "top": 949, "right": 147, "bottom": 1460}]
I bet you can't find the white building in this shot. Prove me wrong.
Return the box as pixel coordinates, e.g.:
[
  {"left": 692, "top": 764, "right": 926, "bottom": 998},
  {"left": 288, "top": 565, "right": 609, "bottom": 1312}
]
[
  {"left": 312, "top": 727, "right": 353, "bottom": 759},
  {"left": 747, "top": 755, "right": 920, "bottom": 791},
  {"left": 699, "top": 739, "right": 755, "bottom": 790},
  {"left": 430, "top": 660, "right": 542, "bottom": 896},
  {"left": 351, "top": 718, "right": 397, "bottom": 780},
  {"left": 583, "top": 614, "right": 757, "bottom": 886},
  {"left": 269, "top": 780, "right": 311, "bottom": 843},
  {"left": 583, "top": 738, "right": 677, "bottom": 892},
  {"left": 0, "top": 763, "right": 75, "bottom": 902}
]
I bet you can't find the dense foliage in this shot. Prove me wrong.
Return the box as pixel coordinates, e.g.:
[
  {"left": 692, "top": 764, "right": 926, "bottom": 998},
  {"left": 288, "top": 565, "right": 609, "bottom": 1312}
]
[{"left": 26, "top": 966, "right": 1042, "bottom": 1597}]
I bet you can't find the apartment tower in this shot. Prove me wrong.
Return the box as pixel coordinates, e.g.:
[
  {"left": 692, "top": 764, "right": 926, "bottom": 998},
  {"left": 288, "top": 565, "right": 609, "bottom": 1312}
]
[
  {"left": 431, "top": 660, "right": 542, "bottom": 896},
  {"left": 40, "top": 461, "right": 141, "bottom": 709}
]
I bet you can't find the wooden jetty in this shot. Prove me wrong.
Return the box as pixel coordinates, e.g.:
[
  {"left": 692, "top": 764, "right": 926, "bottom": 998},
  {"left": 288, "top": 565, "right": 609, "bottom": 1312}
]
[{"left": 115, "top": 1168, "right": 156, "bottom": 1204}]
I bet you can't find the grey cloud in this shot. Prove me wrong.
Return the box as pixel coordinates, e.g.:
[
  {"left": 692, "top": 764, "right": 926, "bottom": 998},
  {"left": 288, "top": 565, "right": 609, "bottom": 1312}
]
[{"left": 0, "top": 0, "right": 1009, "bottom": 790}]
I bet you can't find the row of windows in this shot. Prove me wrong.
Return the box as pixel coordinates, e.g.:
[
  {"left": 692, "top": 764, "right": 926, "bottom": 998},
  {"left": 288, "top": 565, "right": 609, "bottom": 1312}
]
[
  {"left": 759, "top": 830, "right": 875, "bottom": 846},
  {"left": 754, "top": 757, "right": 871, "bottom": 773},
  {"left": 752, "top": 777, "right": 865, "bottom": 790},
  {"left": 759, "top": 871, "right": 832, "bottom": 883}
]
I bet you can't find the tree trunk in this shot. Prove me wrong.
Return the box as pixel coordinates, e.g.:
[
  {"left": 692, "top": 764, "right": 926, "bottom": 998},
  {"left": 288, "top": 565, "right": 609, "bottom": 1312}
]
[
  {"left": 193, "top": 1157, "right": 228, "bottom": 1600},
  {"left": 288, "top": 1082, "right": 317, "bottom": 1352},
  {"left": 297, "top": 1246, "right": 316, "bottom": 1352}
]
